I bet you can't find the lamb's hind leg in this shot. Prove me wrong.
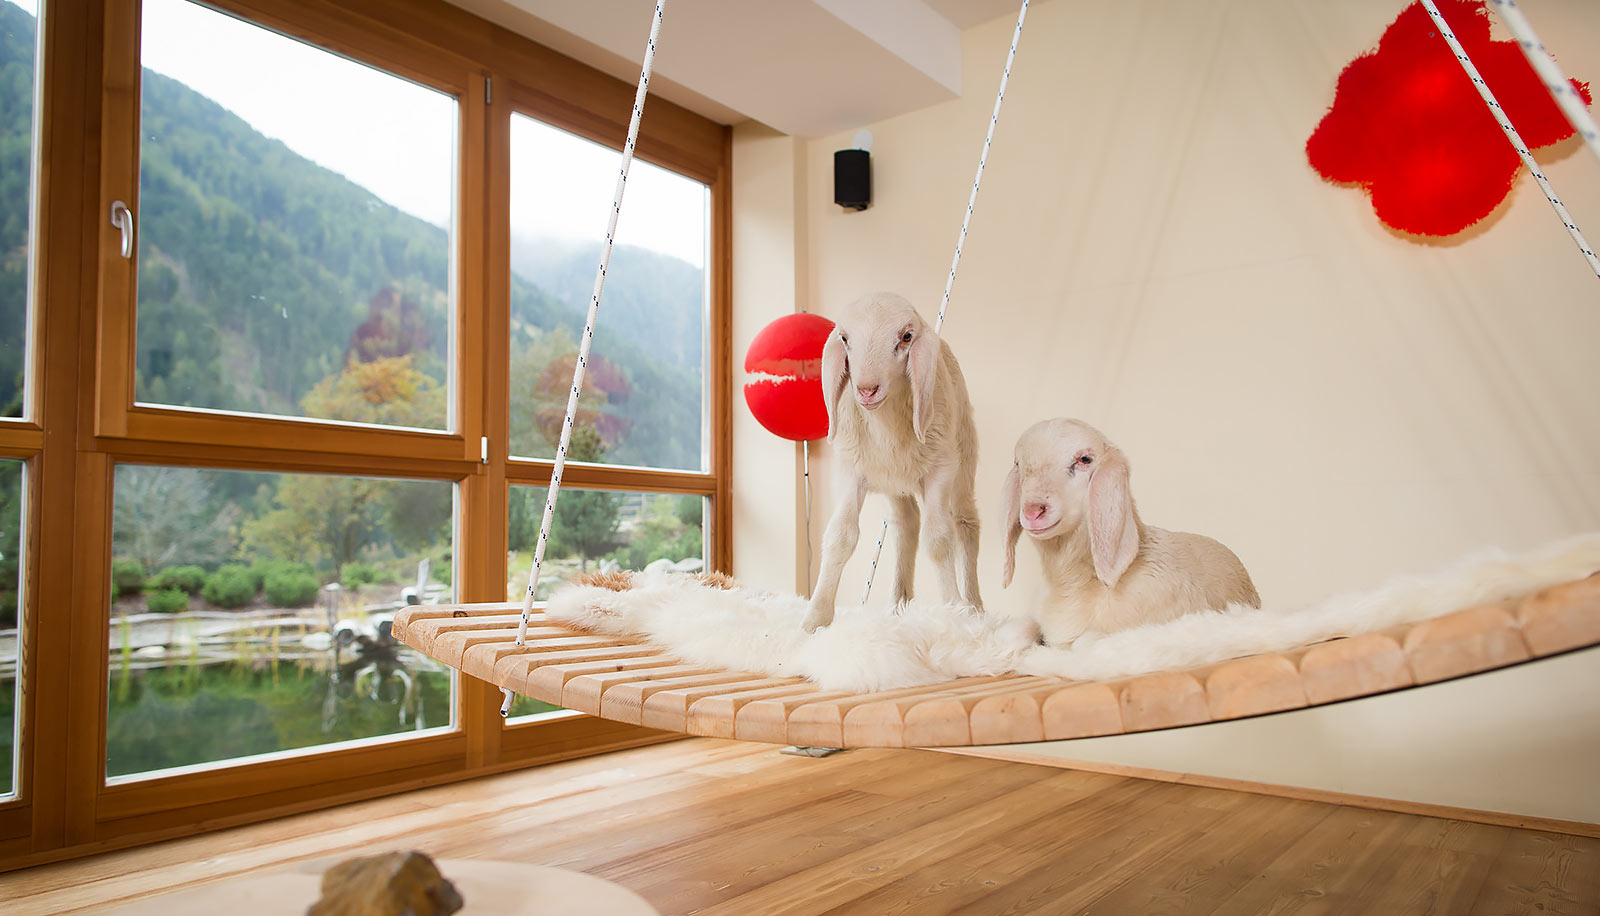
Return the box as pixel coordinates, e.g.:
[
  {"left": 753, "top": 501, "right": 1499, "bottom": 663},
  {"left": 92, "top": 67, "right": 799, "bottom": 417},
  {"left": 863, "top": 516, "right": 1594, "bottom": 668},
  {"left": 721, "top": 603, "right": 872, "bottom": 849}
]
[
  {"left": 804, "top": 472, "right": 867, "bottom": 632},
  {"left": 889, "top": 494, "right": 919, "bottom": 607}
]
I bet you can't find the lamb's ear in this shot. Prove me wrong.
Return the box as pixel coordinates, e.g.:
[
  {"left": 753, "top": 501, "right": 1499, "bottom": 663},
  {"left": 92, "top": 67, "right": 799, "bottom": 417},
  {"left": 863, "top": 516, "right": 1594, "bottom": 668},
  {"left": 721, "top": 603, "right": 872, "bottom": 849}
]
[
  {"left": 1087, "top": 447, "right": 1140, "bottom": 587},
  {"left": 907, "top": 331, "right": 938, "bottom": 443},
  {"left": 820, "top": 328, "right": 849, "bottom": 438},
  {"left": 1001, "top": 465, "right": 1022, "bottom": 588}
]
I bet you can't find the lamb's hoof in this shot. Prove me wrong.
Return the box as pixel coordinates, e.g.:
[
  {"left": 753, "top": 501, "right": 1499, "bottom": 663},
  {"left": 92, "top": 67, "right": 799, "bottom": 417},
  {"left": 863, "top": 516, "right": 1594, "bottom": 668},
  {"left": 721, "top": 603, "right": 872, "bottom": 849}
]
[{"left": 801, "top": 608, "right": 833, "bottom": 633}]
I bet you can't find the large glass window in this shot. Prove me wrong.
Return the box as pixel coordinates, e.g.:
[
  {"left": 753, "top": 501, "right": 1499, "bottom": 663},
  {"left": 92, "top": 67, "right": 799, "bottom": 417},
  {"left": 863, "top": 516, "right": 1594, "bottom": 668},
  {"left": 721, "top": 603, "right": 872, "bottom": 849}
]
[
  {"left": 0, "top": 0, "right": 40, "bottom": 419},
  {"left": 107, "top": 464, "right": 456, "bottom": 779},
  {"left": 503, "top": 481, "right": 706, "bottom": 719},
  {"left": 0, "top": 460, "right": 21, "bottom": 798},
  {"left": 133, "top": 0, "right": 456, "bottom": 429},
  {"left": 507, "top": 115, "right": 709, "bottom": 471}
]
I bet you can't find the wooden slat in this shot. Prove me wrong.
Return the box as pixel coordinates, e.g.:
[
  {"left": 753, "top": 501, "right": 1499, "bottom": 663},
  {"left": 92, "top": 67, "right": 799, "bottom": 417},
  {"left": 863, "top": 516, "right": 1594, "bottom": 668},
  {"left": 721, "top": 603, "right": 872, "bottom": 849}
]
[
  {"left": 1118, "top": 671, "right": 1212, "bottom": 732},
  {"left": 602, "top": 671, "right": 756, "bottom": 725},
  {"left": 1204, "top": 654, "right": 1308, "bottom": 720},
  {"left": 901, "top": 677, "right": 1060, "bottom": 747},
  {"left": 461, "top": 636, "right": 641, "bottom": 682},
  {"left": 563, "top": 665, "right": 726, "bottom": 715},
  {"left": 1404, "top": 603, "right": 1530, "bottom": 685},
  {"left": 640, "top": 678, "right": 803, "bottom": 733},
  {"left": 686, "top": 683, "right": 829, "bottom": 739},
  {"left": 782, "top": 677, "right": 1013, "bottom": 748},
  {"left": 521, "top": 652, "right": 682, "bottom": 697},
  {"left": 1517, "top": 575, "right": 1600, "bottom": 655},
  {"left": 841, "top": 679, "right": 1056, "bottom": 748},
  {"left": 1041, "top": 681, "right": 1127, "bottom": 740},
  {"left": 969, "top": 681, "right": 1073, "bottom": 745},
  {"left": 1298, "top": 631, "right": 1413, "bottom": 704}
]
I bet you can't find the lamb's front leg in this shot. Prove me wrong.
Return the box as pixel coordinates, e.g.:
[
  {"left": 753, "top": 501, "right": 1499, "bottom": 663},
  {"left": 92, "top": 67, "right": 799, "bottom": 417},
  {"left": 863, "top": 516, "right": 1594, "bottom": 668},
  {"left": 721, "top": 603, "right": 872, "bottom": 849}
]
[
  {"left": 1035, "top": 593, "right": 1090, "bottom": 647},
  {"left": 804, "top": 471, "right": 867, "bottom": 632},
  {"left": 889, "top": 494, "right": 919, "bottom": 606},
  {"left": 953, "top": 489, "right": 983, "bottom": 612},
  {"left": 919, "top": 470, "right": 962, "bottom": 606}
]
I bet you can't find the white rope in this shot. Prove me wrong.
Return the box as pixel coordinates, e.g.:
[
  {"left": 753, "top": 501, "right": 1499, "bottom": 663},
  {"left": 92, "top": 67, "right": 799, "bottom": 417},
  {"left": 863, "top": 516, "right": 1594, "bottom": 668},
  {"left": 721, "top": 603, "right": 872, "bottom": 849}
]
[
  {"left": 503, "top": 0, "right": 664, "bottom": 717},
  {"left": 859, "top": 520, "right": 887, "bottom": 607},
  {"left": 1419, "top": 0, "right": 1600, "bottom": 279},
  {"left": 1487, "top": 0, "right": 1600, "bottom": 167},
  {"left": 936, "top": 0, "right": 1029, "bottom": 336},
  {"left": 862, "top": 0, "right": 1029, "bottom": 605}
]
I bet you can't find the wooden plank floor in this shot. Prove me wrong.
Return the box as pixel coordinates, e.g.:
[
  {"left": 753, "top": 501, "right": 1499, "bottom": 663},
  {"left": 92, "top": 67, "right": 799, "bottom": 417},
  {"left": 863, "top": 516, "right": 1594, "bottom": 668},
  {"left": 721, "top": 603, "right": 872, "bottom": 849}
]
[{"left": 4, "top": 739, "right": 1597, "bottom": 915}]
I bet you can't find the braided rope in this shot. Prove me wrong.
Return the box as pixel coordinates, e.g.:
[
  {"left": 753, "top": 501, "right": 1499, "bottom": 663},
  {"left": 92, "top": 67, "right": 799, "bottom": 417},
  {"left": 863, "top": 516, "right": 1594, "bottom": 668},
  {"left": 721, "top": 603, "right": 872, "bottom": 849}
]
[
  {"left": 1419, "top": 0, "right": 1599, "bottom": 278},
  {"left": 1487, "top": 0, "right": 1600, "bottom": 167},
  {"left": 503, "top": 0, "right": 664, "bottom": 717},
  {"left": 936, "top": 0, "right": 1030, "bottom": 335},
  {"left": 862, "top": 0, "right": 1029, "bottom": 605}
]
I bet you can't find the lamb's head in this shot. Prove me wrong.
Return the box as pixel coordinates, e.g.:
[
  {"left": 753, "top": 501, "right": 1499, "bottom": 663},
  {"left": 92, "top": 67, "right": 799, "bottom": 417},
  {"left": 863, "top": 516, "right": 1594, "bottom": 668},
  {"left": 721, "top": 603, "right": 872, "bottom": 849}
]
[
  {"left": 1001, "top": 418, "right": 1141, "bottom": 589},
  {"left": 821, "top": 291, "right": 939, "bottom": 442}
]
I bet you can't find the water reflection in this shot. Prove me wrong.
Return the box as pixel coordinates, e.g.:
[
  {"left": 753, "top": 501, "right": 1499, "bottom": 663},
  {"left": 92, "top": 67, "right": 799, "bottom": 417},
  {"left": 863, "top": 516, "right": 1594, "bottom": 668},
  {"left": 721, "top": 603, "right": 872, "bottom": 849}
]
[{"left": 105, "top": 611, "right": 452, "bottom": 779}]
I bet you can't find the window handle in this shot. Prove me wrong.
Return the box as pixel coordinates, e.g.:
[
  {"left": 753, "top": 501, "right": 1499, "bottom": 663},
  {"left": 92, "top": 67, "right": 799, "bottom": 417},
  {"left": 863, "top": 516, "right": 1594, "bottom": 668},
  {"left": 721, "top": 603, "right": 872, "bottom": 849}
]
[{"left": 110, "top": 199, "right": 134, "bottom": 259}]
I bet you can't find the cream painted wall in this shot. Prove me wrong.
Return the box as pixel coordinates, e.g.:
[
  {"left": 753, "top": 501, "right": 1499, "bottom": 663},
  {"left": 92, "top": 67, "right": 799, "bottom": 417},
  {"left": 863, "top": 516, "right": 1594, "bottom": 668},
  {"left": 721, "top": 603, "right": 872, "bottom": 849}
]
[
  {"left": 731, "top": 123, "right": 809, "bottom": 594},
  {"left": 731, "top": 0, "right": 1600, "bottom": 819}
]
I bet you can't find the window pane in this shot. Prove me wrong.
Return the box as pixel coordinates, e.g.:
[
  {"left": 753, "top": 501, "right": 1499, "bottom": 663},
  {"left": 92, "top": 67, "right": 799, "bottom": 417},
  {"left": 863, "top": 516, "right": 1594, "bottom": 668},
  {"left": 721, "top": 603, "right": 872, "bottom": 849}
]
[
  {"left": 135, "top": 0, "right": 455, "bottom": 429},
  {"left": 503, "top": 484, "right": 706, "bottom": 721},
  {"left": 508, "top": 115, "right": 709, "bottom": 471},
  {"left": 0, "top": 0, "right": 40, "bottom": 418},
  {"left": 108, "top": 464, "right": 455, "bottom": 779},
  {"left": 0, "top": 460, "right": 22, "bottom": 798}
]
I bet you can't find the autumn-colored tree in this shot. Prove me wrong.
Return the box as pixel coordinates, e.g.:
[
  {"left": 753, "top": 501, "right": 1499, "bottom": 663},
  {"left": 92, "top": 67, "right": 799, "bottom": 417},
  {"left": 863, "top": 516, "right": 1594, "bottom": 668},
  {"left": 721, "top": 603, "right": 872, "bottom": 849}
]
[
  {"left": 244, "top": 354, "right": 449, "bottom": 576},
  {"left": 301, "top": 353, "right": 444, "bottom": 429},
  {"left": 346, "top": 286, "right": 432, "bottom": 365},
  {"left": 508, "top": 325, "right": 634, "bottom": 458}
]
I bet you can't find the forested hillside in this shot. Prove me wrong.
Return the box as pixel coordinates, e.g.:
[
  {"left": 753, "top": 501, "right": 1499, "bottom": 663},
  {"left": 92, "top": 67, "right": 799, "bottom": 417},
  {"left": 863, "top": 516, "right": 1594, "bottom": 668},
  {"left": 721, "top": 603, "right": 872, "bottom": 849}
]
[
  {"left": 0, "top": 0, "right": 704, "bottom": 468},
  {"left": 1, "top": 2, "right": 36, "bottom": 417}
]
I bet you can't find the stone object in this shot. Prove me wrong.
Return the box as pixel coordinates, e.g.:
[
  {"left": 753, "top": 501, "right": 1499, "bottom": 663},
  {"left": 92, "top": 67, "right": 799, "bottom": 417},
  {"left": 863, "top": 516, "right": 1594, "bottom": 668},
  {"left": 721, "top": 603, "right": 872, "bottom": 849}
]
[{"left": 307, "top": 850, "right": 463, "bottom": 916}]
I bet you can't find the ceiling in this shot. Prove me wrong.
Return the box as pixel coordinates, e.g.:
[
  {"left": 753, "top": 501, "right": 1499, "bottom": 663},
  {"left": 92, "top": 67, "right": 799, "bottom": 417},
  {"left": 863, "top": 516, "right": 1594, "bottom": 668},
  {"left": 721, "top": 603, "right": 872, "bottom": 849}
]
[{"left": 442, "top": 0, "right": 1029, "bottom": 137}]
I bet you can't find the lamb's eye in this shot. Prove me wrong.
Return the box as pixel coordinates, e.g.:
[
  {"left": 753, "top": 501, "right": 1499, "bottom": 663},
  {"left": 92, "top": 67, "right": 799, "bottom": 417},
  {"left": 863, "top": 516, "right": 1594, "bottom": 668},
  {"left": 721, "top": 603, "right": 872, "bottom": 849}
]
[
  {"left": 840, "top": 333, "right": 848, "bottom": 346},
  {"left": 1079, "top": 455, "right": 1093, "bottom": 465},
  {"left": 901, "top": 331, "right": 913, "bottom": 342}
]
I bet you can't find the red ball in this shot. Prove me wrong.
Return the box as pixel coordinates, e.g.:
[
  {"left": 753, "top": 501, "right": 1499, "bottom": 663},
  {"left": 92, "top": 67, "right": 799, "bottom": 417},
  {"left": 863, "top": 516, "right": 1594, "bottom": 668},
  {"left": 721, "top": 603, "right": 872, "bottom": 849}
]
[{"left": 743, "top": 312, "right": 835, "bottom": 441}]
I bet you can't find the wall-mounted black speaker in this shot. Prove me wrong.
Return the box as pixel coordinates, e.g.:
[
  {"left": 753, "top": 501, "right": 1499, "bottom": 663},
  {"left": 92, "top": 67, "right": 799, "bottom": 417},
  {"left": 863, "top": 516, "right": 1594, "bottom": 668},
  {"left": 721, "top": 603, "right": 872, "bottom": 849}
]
[{"left": 834, "top": 149, "right": 871, "bottom": 212}]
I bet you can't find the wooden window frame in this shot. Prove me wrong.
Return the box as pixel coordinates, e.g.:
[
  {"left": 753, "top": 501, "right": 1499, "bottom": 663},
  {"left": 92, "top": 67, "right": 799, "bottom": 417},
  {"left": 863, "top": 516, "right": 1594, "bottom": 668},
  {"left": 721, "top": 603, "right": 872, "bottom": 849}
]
[{"left": 2, "top": 0, "right": 732, "bottom": 870}]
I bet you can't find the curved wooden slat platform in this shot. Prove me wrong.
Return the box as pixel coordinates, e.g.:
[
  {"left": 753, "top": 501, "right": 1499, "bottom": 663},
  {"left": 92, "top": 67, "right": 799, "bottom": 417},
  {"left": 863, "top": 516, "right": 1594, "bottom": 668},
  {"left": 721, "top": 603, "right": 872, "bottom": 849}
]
[{"left": 391, "top": 574, "right": 1600, "bottom": 748}]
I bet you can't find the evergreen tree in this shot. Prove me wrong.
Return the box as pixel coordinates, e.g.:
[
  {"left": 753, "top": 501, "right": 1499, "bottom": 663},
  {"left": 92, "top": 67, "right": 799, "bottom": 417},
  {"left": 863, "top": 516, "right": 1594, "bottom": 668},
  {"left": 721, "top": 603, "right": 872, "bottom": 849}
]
[{"left": 546, "top": 425, "right": 622, "bottom": 571}]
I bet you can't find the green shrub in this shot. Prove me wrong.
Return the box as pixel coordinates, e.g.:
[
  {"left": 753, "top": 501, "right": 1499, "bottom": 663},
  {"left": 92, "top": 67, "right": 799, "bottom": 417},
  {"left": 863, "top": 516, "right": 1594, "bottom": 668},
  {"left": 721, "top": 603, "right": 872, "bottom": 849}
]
[
  {"left": 263, "top": 569, "right": 320, "bottom": 608},
  {"left": 247, "top": 558, "right": 313, "bottom": 592},
  {"left": 145, "top": 588, "right": 189, "bottom": 614},
  {"left": 111, "top": 559, "right": 146, "bottom": 598},
  {"left": 340, "top": 561, "right": 381, "bottom": 589},
  {"left": 148, "top": 565, "right": 206, "bottom": 595},
  {"left": 202, "top": 565, "right": 256, "bottom": 608}
]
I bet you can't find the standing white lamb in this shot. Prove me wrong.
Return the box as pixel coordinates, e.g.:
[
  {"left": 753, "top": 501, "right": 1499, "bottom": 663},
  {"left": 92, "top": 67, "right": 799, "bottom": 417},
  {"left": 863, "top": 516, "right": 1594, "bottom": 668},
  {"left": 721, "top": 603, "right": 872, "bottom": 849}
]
[
  {"left": 804, "top": 292, "right": 983, "bottom": 632},
  {"left": 1001, "top": 418, "right": 1259, "bottom": 645}
]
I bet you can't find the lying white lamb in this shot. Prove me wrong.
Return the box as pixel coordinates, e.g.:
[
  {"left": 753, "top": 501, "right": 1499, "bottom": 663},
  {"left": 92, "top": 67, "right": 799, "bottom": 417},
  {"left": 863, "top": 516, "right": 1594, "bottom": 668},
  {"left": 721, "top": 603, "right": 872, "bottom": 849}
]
[
  {"left": 804, "top": 292, "right": 983, "bottom": 632},
  {"left": 1001, "top": 418, "right": 1260, "bottom": 645}
]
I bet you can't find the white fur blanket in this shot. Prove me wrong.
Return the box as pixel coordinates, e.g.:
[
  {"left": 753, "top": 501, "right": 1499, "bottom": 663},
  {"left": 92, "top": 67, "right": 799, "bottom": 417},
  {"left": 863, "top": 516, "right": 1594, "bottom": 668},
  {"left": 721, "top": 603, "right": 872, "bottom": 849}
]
[{"left": 544, "top": 534, "right": 1600, "bottom": 693}]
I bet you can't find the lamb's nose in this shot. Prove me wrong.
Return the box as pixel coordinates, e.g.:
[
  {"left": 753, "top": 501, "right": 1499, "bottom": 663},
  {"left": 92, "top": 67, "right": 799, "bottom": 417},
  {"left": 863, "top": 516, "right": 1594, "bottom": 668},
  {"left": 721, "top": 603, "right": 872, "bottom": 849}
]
[
  {"left": 1024, "top": 503, "right": 1048, "bottom": 523},
  {"left": 857, "top": 385, "right": 879, "bottom": 399}
]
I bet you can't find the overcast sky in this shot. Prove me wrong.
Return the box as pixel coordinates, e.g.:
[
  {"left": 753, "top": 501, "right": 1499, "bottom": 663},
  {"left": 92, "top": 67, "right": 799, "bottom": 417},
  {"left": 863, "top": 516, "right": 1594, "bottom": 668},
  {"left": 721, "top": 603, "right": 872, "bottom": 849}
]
[{"left": 5, "top": 0, "right": 706, "bottom": 268}]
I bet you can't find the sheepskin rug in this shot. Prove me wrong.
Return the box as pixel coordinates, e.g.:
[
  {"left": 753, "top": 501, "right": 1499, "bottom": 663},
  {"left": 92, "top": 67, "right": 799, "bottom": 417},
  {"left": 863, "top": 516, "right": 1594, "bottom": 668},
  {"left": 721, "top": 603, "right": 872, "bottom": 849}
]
[{"left": 543, "top": 533, "right": 1600, "bottom": 693}]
